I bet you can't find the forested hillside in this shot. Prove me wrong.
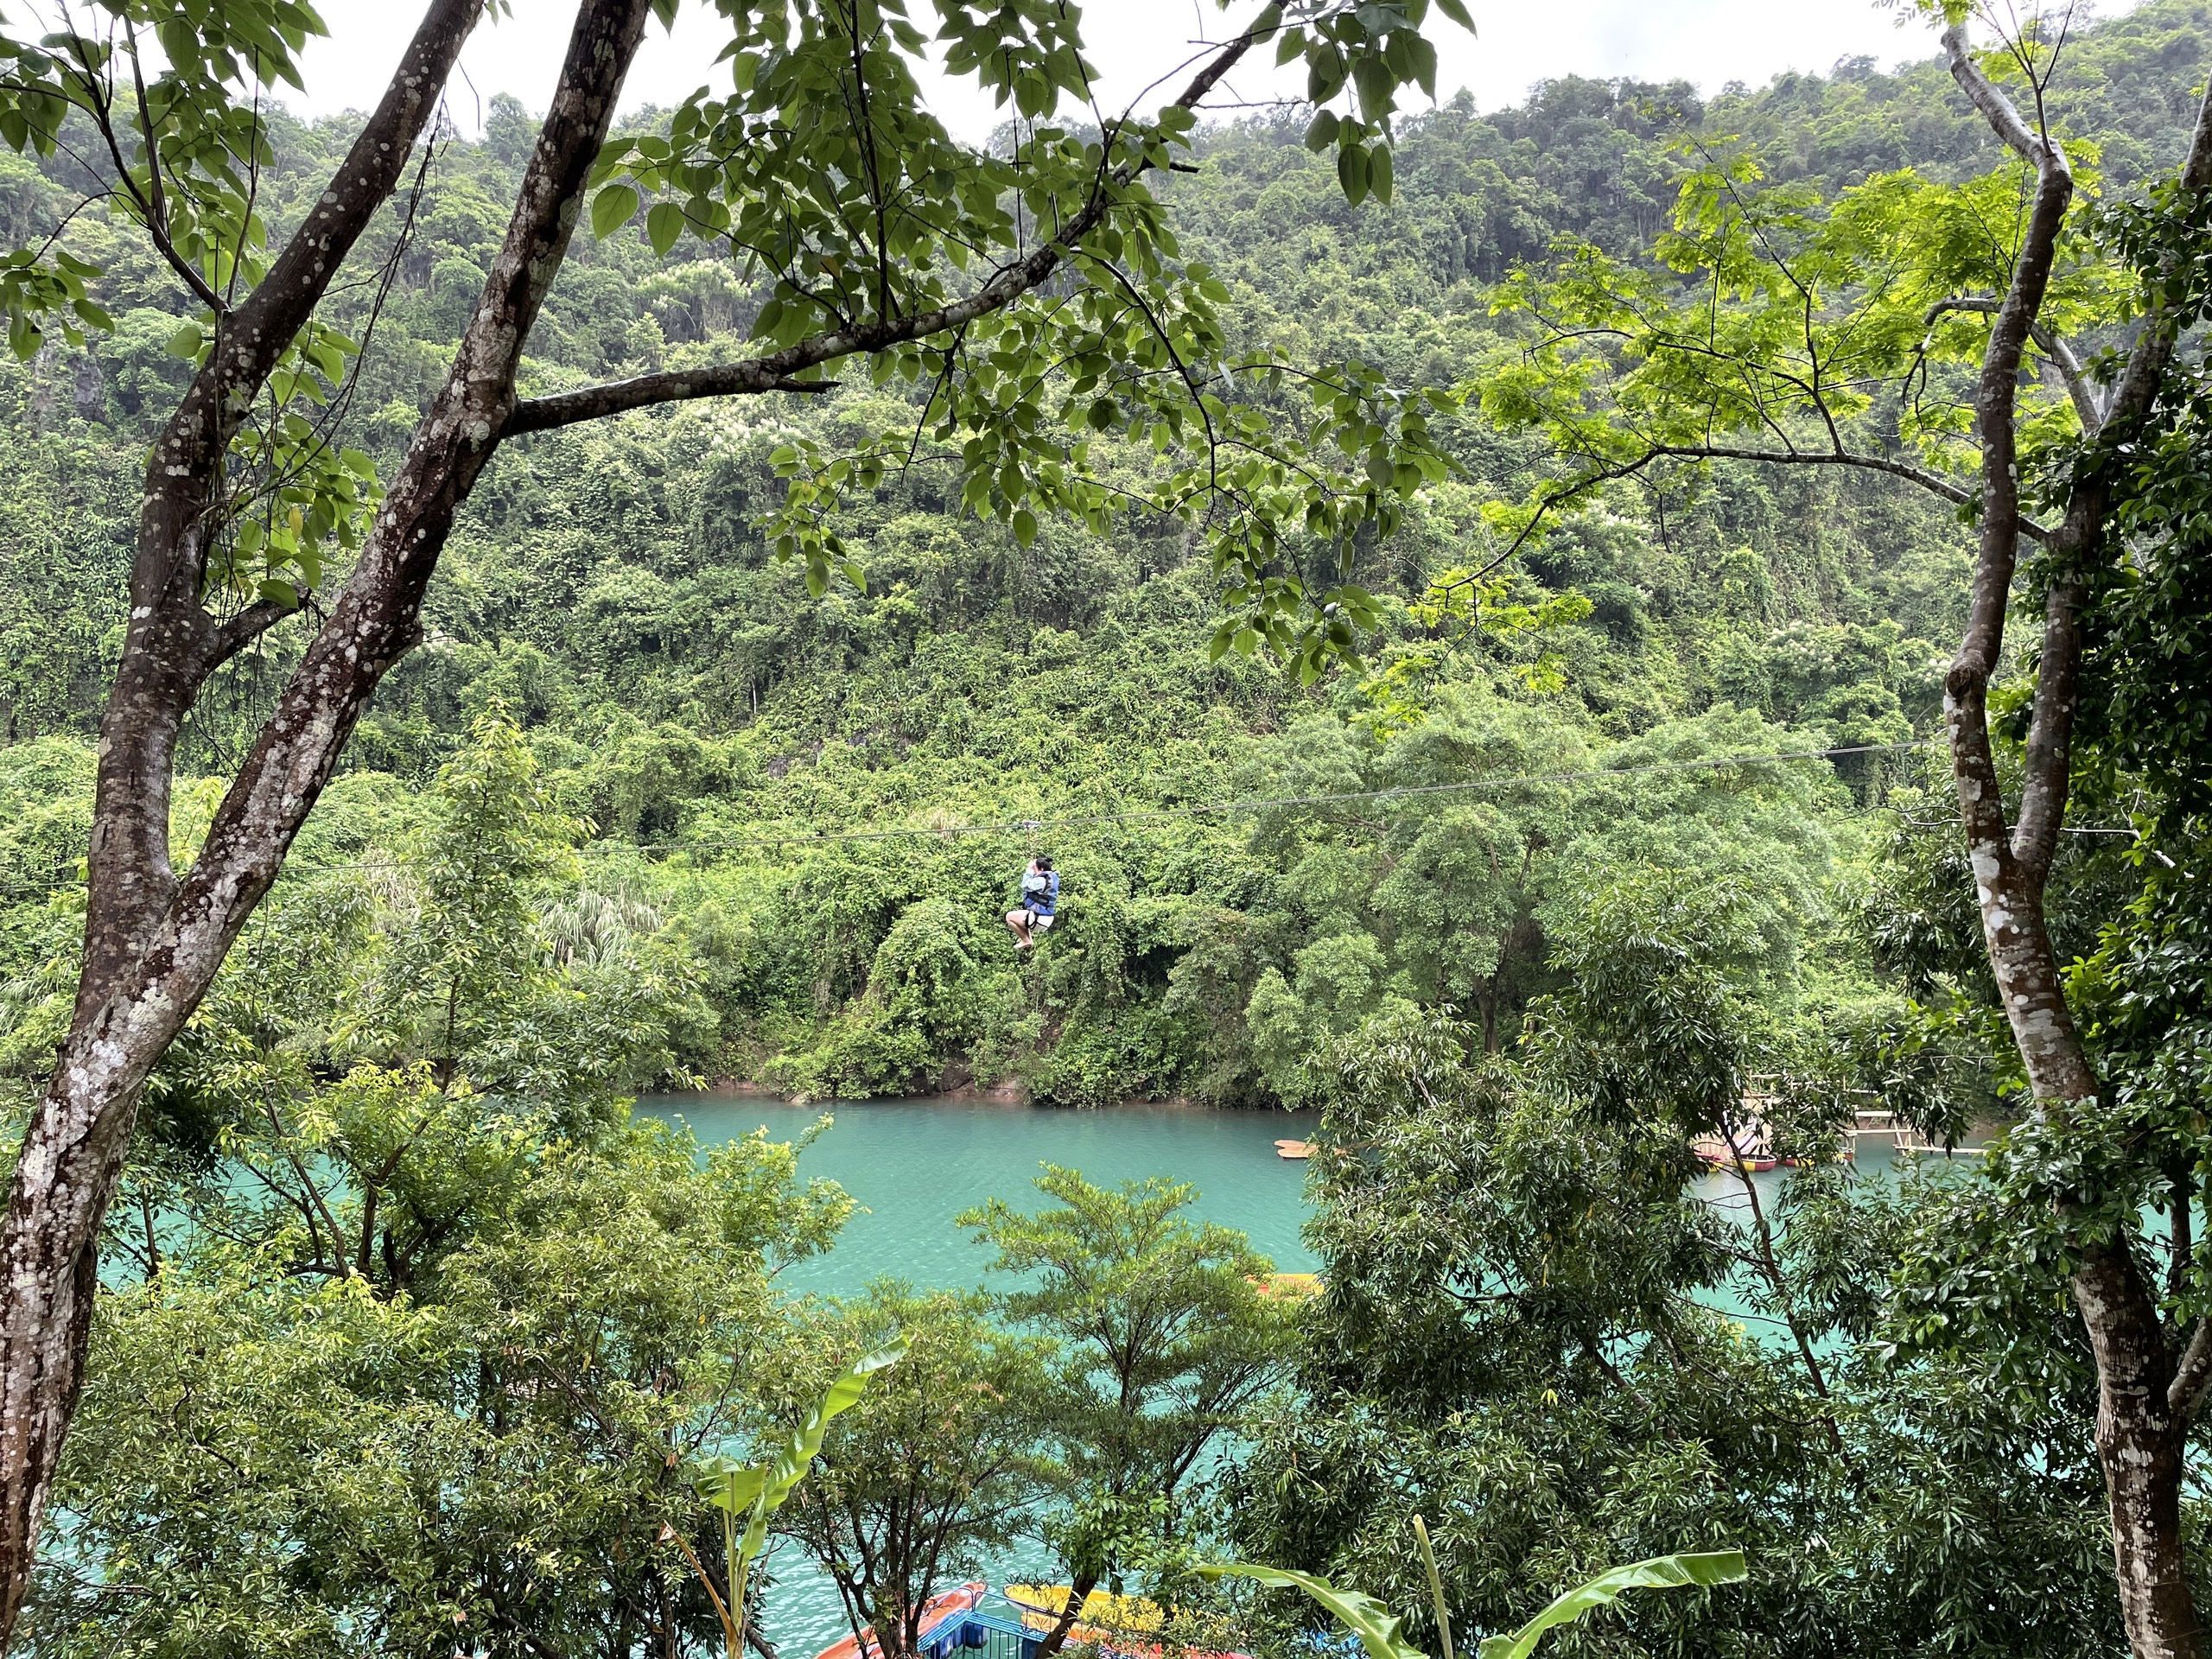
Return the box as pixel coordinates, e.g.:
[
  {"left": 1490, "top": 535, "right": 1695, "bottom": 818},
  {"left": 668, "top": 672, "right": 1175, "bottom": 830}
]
[
  {"left": 4, "top": 3, "right": 2207, "bottom": 1107},
  {"left": 10, "top": 1, "right": 2212, "bottom": 1654}
]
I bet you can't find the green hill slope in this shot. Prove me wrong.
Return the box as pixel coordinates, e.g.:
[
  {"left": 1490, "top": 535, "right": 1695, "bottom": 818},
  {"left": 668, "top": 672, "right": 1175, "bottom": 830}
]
[{"left": 3, "top": 1, "right": 2207, "bottom": 1103}]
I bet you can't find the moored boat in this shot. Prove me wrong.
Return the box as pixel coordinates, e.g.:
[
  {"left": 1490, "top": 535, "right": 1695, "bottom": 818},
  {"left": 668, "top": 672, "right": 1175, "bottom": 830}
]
[
  {"left": 1690, "top": 1134, "right": 1778, "bottom": 1172},
  {"left": 811, "top": 1580, "right": 987, "bottom": 1659},
  {"left": 1003, "top": 1583, "right": 1251, "bottom": 1659}
]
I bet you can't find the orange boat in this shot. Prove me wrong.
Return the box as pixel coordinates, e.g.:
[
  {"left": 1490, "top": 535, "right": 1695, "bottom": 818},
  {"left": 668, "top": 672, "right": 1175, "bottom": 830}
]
[{"left": 811, "top": 1580, "right": 986, "bottom": 1659}]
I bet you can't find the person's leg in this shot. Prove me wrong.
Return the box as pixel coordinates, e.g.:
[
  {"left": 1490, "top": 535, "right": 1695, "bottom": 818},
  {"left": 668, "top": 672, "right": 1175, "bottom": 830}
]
[{"left": 1005, "top": 908, "right": 1032, "bottom": 947}]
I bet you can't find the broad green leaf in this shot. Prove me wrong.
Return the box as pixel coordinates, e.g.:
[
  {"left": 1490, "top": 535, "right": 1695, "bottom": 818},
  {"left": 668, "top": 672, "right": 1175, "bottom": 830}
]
[
  {"left": 1338, "top": 143, "right": 1370, "bottom": 207},
  {"left": 166, "top": 321, "right": 204, "bottom": 359},
  {"left": 734, "top": 1338, "right": 906, "bottom": 1567},
  {"left": 591, "top": 183, "right": 640, "bottom": 240},
  {"left": 696, "top": 1462, "right": 768, "bottom": 1514},
  {"left": 1198, "top": 1563, "right": 1425, "bottom": 1659},
  {"left": 646, "top": 200, "right": 687, "bottom": 257},
  {"left": 1433, "top": 0, "right": 1477, "bottom": 29},
  {"left": 1473, "top": 1551, "right": 1747, "bottom": 1659}
]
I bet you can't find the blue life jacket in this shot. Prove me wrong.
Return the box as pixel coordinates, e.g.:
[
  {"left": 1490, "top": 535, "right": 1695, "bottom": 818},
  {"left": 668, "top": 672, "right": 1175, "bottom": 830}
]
[{"left": 1020, "top": 869, "right": 1059, "bottom": 916}]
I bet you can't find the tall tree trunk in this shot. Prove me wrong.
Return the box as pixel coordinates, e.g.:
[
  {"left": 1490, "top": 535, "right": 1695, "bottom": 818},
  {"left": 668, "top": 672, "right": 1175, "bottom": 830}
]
[
  {"left": 0, "top": 0, "right": 653, "bottom": 1640},
  {"left": 0, "top": 6, "right": 1272, "bottom": 1643},
  {"left": 1937, "top": 27, "right": 2212, "bottom": 1659},
  {"left": 2076, "top": 1242, "right": 2200, "bottom": 1658}
]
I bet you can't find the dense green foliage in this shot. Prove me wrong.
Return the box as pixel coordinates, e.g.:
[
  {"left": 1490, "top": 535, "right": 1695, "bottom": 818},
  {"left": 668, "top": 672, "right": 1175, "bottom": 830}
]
[
  {"left": 28, "top": 6, "right": 2212, "bottom": 1098},
  {"left": 1231, "top": 914, "right": 2138, "bottom": 1655},
  {"left": 11, "top": 3, "right": 2212, "bottom": 1653}
]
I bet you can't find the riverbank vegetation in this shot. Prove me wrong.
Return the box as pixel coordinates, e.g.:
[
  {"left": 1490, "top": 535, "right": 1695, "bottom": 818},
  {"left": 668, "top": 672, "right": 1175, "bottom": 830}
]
[{"left": 6, "top": 0, "right": 2212, "bottom": 1653}]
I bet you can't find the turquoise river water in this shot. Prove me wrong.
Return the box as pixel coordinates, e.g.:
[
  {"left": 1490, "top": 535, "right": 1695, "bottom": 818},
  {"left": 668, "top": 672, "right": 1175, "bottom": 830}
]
[{"left": 639, "top": 1094, "right": 1325, "bottom": 1290}]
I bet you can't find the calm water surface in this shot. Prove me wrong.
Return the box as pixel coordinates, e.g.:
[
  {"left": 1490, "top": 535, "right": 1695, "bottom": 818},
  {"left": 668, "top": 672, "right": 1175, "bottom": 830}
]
[{"left": 639, "top": 1095, "right": 1325, "bottom": 1291}]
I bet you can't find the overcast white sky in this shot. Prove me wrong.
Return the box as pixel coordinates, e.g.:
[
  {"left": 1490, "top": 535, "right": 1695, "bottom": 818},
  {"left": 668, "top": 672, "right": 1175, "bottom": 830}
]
[{"left": 281, "top": 1, "right": 2094, "bottom": 138}]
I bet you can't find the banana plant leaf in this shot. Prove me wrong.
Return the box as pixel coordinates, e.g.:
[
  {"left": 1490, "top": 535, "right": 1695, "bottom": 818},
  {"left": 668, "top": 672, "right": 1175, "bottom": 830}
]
[
  {"left": 734, "top": 1338, "right": 907, "bottom": 1566},
  {"left": 691, "top": 1456, "right": 767, "bottom": 1516},
  {"left": 1201, "top": 1548, "right": 1745, "bottom": 1659},
  {"left": 1197, "top": 1562, "right": 1426, "bottom": 1659},
  {"left": 1473, "top": 1550, "right": 1747, "bottom": 1659}
]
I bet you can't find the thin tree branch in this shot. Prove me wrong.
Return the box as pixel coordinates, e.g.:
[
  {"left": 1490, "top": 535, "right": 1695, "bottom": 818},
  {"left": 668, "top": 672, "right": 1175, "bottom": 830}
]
[
  {"left": 505, "top": 369, "right": 831, "bottom": 432},
  {"left": 506, "top": 8, "right": 1265, "bottom": 437},
  {"left": 123, "top": 22, "right": 227, "bottom": 315},
  {"left": 1647, "top": 442, "right": 2016, "bottom": 523},
  {"left": 2171, "top": 1318, "right": 2212, "bottom": 1421},
  {"left": 1925, "top": 295, "right": 2103, "bottom": 430},
  {"left": 200, "top": 597, "right": 298, "bottom": 666}
]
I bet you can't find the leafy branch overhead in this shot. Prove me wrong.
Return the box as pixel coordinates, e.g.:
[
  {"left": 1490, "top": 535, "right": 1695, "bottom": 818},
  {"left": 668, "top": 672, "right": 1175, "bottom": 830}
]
[
  {"left": 1479, "top": 132, "right": 2127, "bottom": 548},
  {"left": 567, "top": 0, "right": 1476, "bottom": 679},
  {"left": 0, "top": 2, "right": 393, "bottom": 610}
]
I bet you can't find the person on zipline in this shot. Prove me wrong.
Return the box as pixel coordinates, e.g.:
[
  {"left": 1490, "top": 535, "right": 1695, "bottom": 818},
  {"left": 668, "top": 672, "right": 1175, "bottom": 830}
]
[{"left": 1006, "top": 855, "right": 1058, "bottom": 950}]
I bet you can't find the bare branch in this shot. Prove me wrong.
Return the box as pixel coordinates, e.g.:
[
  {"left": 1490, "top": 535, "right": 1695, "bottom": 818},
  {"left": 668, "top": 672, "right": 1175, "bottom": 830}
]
[
  {"left": 1942, "top": 23, "right": 2059, "bottom": 168},
  {"left": 2033, "top": 327, "right": 2102, "bottom": 430},
  {"left": 505, "top": 367, "right": 832, "bottom": 434},
  {"left": 1648, "top": 441, "right": 2025, "bottom": 525},
  {"left": 1925, "top": 295, "right": 2102, "bottom": 430},
  {"left": 2171, "top": 1319, "right": 2212, "bottom": 1421},
  {"left": 200, "top": 598, "right": 298, "bottom": 667}
]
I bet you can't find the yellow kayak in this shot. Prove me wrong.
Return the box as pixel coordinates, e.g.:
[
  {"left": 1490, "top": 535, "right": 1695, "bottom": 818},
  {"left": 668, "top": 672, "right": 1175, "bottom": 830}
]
[{"left": 1004, "top": 1585, "right": 1165, "bottom": 1637}]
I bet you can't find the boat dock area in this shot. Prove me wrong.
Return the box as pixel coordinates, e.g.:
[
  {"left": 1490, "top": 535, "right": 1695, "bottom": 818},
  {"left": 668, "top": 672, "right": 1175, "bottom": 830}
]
[
  {"left": 830, "top": 1585, "right": 1249, "bottom": 1659},
  {"left": 919, "top": 1609, "right": 1047, "bottom": 1659},
  {"left": 1691, "top": 1105, "right": 1987, "bottom": 1172}
]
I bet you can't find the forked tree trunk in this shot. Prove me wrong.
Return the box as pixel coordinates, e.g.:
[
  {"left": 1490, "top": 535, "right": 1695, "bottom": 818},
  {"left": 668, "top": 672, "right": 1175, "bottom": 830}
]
[
  {"left": 1936, "top": 26, "right": 2212, "bottom": 1659},
  {"left": 0, "top": 0, "right": 656, "bottom": 1639}
]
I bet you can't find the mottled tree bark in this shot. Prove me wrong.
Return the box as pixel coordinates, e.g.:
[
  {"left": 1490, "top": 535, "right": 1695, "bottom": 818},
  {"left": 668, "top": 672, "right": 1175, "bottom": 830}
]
[{"left": 0, "top": 0, "right": 655, "bottom": 1641}]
